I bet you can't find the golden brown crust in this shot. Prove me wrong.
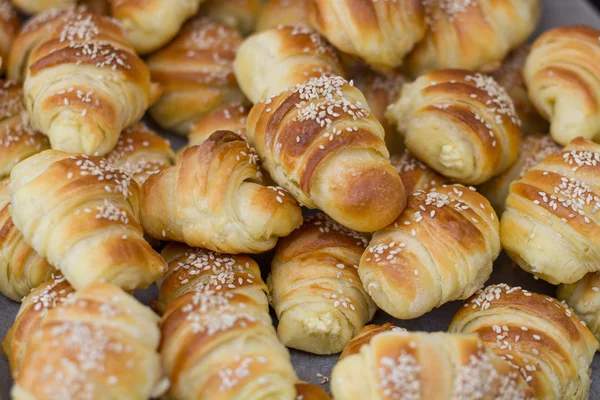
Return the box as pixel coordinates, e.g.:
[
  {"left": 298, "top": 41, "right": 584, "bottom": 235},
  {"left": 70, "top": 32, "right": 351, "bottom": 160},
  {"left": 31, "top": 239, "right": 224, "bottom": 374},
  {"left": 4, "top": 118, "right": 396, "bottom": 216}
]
[
  {"left": 359, "top": 185, "right": 500, "bottom": 320},
  {"left": 188, "top": 102, "right": 250, "bottom": 147},
  {"left": 256, "top": 0, "right": 309, "bottom": 32},
  {"left": 390, "top": 150, "right": 445, "bottom": 195},
  {"left": 140, "top": 130, "right": 303, "bottom": 253},
  {"left": 0, "top": 0, "right": 19, "bottom": 76},
  {"left": 148, "top": 17, "right": 246, "bottom": 134},
  {"left": 247, "top": 75, "right": 406, "bottom": 232},
  {"left": 339, "top": 323, "right": 406, "bottom": 360},
  {"left": 524, "top": 25, "right": 600, "bottom": 145},
  {"left": 269, "top": 213, "right": 376, "bottom": 354},
  {"left": 20, "top": 8, "right": 158, "bottom": 155},
  {"left": 11, "top": 0, "right": 77, "bottom": 15},
  {"left": 201, "top": 0, "right": 266, "bottom": 35},
  {"left": 0, "top": 80, "right": 50, "bottom": 179},
  {"left": 2, "top": 276, "right": 74, "bottom": 374},
  {"left": 13, "top": 283, "right": 165, "bottom": 399},
  {"left": 234, "top": 25, "right": 343, "bottom": 104},
  {"left": 491, "top": 45, "right": 548, "bottom": 135},
  {"left": 500, "top": 137, "right": 600, "bottom": 284},
  {"left": 295, "top": 382, "right": 330, "bottom": 400},
  {"left": 158, "top": 245, "right": 297, "bottom": 399},
  {"left": 332, "top": 331, "right": 534, "bottom": 400},
  {"left": 450, "top": 284, "right": 598, "bottom": 399},
  {"left": 479, "top": 133, "right": 561, "bottom": 215},
  {"left": 106, "top": 123, "right": 174, "bottom": 185},
  {"left": 109, "top": 0, "right": 204, "bottom": 55},
  {"left": 408, "top": 0, "right": 541, "bottom": 76},
  {"left": 386, "top": 69, "right": 522, "bottom": 185},
  {"left": 10, "top": 150, "right": 167, "bottom": 291},
  {"left": 308, "top": 0, "right": 426, "bottom": 69}
]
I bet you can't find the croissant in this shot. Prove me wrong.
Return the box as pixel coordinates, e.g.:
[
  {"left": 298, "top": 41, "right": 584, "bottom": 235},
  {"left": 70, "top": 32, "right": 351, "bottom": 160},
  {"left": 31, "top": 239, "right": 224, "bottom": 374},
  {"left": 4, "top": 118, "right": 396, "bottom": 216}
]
[
  {"left": 407, "top": 0, "right": 541, "bottom": 77},
  {"left": 295, "top": 383, "right": 329, "bottom": 400},
  {"left": 234, "top": 25, "right": 344, "bottom": 104},
  {"left": 12, "top": 283, "right": 167, "bottom": 399},
  {"left": 82, "top": 0, "right": 110, "bottom": 15},
  {"left": 450, "top": 284, "right": 598, "bottom": 400},
  {"left": 0, "top": 80, "right": 49, "bottom": 179},
  {"left": 2, "top": 276, "right": 74, "bottom": 374},
  {"left": 201, "top": 0, "right": 265, "bottom": 35},
  {"left": 359, "top": 185, "right": 500, "bottom": 320},
  {"left": 0, "top": 178, "right": 56, "bottom": 302},
  {"left": 158, "top": 244, "right": 298, "bottom": 400},
  {"left": 491, "top": 45, "right": 549, "bottom": 135},
  {"left": 0, "top": 1, "right": 18, "bottom": 76},
  {"left": 339, "top": 323, "right": 406, "bottom": 360},
  {"left": 479, "top": 133, "right": 561, "bottom": 215},
  {"left": 331, "top": 330, "right": 534, "bottom": 400},
  {"left": 155, "top": 242, "right": 269, "bottom": 313},
  {"left": 108, "top": 0, "right": 205, "bottom": 55},
  {"left": 268, "top": 213, "right": 376, "bottom": 354},
  {"left": 307, "top": 0, "right": 426, "bottom": 70},
  {"left": 500, "top": 137, "right": 600, "bottom": 284},
  {"left": 386, "top": 69, "right": 521, "bottom": 185},
  {"left": 105, "top": 123, "right": 174, "bottom": 186},
  {"left": 351, "top": 68, "right": 407, "bottom": 155},
  {"left": 148, "top": 17, "right": 245, "bottom": 135},
  {"left": 10, "top": 0, "right": 77, "bottom": 15},
  {"left": 255, "top": 0, "right": 309, "bottom": 32},
  {"left": 22, "top": 8, "right": 160, "bottom": 156},
  {"left": 524, "top": 26, "right": 600, "bottom": 145},
  {"left": 140, "top": 131, "right": 302, "bottom": 253},
  {"left": 10, "top": 149, "right": 166, "bottom": 290},
  {"left": 188, "top": 103, "right": 249, "bottom": 147},
  {"left": 558, "top": 272, "right": 600, "bottom": 343},
  {"left": 390, "top": 150, "right": 444, "bottom": 196},
  {"left": 247, "top": 75, "right": 406, "bottom": 232}
]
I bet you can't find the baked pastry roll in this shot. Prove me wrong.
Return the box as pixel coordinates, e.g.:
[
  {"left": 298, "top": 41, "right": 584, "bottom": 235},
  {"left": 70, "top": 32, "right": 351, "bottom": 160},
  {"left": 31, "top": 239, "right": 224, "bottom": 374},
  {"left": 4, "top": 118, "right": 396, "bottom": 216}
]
[
  {"left": 109, "top": 0, "right": 205, "bottom": 55},
  {"left": 0, "top": 80, "right": 49, "bottom": 179},
  {"left": 0, "top": 1, "right": 18, "bottom": 76},
  {"left": 201, "top": 0, "right": 265, "bottom": 35},
  {"left": 268, "top": 213, "right": 376, "bottom": 354},
  {"left": 524, "top": 26, "right": 600, "bottom": 145},
  {"left": 10, "top": 149, "right": 166, "bottom": 290},
  {"left": 450, "top": 284, "right": 598, "bottom": 400},
  {"left": 10, "top": 0, "right": 76, "bottom": 15},
  {"left": 106, "top": 123, "right": 174, "bottom": 186},
  {"left": 390, "top": 150, "right": 444, "bottom": 195},
  {"left": 12, "top": 283, "right": 167, "bottom": 399},
  {"left": 140, "top": 130, "right": 302, "bottom": 253},
  {"left": 188, "top": 103, "right": 249, "bottom": 147},
  {"left": 491, "top": 45, "right": 548, "bottom": 136},
  {"left": 331, "top": 330, "right": 534, "bottom": 400},
  {"left": 22, "top": 8, "right": 160, "bottom": 155},
  {"left": 247, "top": 75, "right": 406, "bottom": 232},
  {"left": 558, "top": 272, "right": 600, "bottom": 343},
  {"left": 295, "top": 383, "right": 330, "bottom": 400},
  {"left": 0, "top": 178, "right": 56, "bottom": 302},
  {"left": 351, "top": 68, "right": 407, "bottom": 155},
  {"left": 154, "top": 242, "right": 269, "bottom": 313},
  {"left": 500, "top": 137, "right": 600, "bottom": 284},
  {"left": 255, "top": 0, "right": 309, "bottom": 32},
  {"left": 339, "top": 323, "right": 406, "bottom": 360},
  {"left": 148, "top": 17, "right": 245, "bottom": 135},
  {"left": 407, "top": 0, "right": 541, "bottom": 77},
  {"left": 234, "top": 25, "right": 344, "bottom": 103},
  {"left": 2, "top": 276, "right": 74, "bottom": 374},
  {"left": 158, "top": 245, "right": 298, "bottom": 400},
  {"left": 359, "top": 185, "right": 500, "bottom": 319},
  {"left": 479, "top": 133, "right": 561, "bottom": 214},
  {"left": 308, "top": 0, "right": 426, "bottom": 70},
  {"left": 386, "top": 69, "right": 521, "bottom": 185}
]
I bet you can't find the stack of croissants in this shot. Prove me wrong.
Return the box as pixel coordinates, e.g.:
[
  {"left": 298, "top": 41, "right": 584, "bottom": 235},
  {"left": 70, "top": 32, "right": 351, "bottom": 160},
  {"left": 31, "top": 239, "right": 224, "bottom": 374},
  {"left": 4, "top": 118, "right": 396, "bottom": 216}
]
[{"left": 0, "top": 0, "right": 600, "bottom": 399}]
